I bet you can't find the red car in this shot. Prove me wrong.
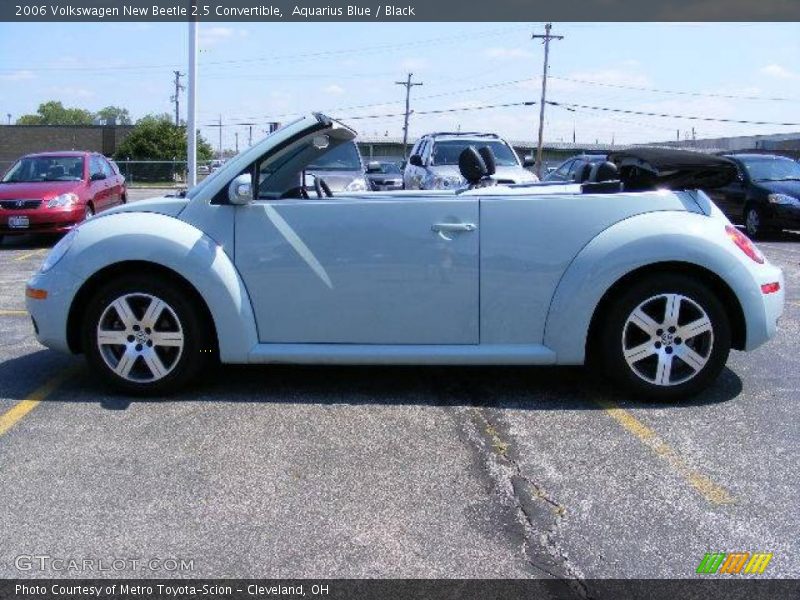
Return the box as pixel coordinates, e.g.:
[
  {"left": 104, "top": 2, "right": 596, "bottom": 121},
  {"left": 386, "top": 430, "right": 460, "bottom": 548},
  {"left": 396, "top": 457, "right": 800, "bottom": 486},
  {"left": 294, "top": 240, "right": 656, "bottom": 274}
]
[{"left": 0, "top": 151, "right": 127, "bottom": 242}]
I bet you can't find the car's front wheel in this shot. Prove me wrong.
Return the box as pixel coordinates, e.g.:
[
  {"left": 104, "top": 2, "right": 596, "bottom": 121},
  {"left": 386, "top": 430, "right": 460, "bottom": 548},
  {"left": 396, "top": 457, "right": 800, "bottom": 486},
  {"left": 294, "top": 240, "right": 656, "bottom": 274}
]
[
  {"left": 598, "top": 274, "right": 731, "bottom": 401},
  {"left": 744, "top": 205, "right": 764, "bottom": 238},
  {"left": 82, "top": 275, "right": 211, "bottom": 395}
]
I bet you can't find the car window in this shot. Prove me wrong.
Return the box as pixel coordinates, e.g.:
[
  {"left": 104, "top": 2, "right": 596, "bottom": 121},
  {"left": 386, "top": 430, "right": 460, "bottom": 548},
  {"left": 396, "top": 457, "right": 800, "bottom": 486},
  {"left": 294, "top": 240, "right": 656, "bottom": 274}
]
[
  {"left": 552, "top": 159, "right": 574, "bottom": 179},
  {"left": 431, "top": 140, "right": 519, "bottom": 167},
  {"left": 100, "top": 157, "right": 115, "bottom": 178},
  {"left": 89, "top": 156, "right": 104, "bottom": 178},
  {"left": 306, "top": 142, "right": 362, "bottom": 171},
  {"left": 1, "top": 155, "right": 84, "bottom": 183},
  {"left": 739, "top": 157, "right": 800, "bottom": 181},
  {"left": 417, "top": 139, "right": 429, "bottom": 163}
]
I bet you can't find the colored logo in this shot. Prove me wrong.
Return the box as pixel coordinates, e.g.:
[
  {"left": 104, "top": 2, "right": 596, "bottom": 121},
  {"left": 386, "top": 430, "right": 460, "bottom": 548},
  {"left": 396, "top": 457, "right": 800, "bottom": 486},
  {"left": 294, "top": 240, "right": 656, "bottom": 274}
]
[{"left": 697, "top": 552, "right": 773, "bottom": 575}]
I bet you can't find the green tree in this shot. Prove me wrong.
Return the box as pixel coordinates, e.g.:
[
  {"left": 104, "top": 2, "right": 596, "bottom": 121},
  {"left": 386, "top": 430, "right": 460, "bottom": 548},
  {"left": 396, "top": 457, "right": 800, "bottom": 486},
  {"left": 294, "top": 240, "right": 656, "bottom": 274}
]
[
  {"left": 16, "top": 100, "right": 94, "bottom": 125},
  {"left": 113, "top": 114, "right": 213, "bottom": 182},
  {"left": 96, "top": 105, "right": 132, "bottom": 125}
]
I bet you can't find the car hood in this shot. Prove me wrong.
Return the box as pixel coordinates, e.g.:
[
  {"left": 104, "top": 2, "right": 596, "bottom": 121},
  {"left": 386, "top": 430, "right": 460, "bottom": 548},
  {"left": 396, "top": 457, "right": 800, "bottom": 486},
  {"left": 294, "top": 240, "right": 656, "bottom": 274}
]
[
  {"left": 102, "top": 196, "right": 188, "bottom": 218},
  {"left": 429, "top": 165, "right": 536, "bottom": 182},
  {"left": 0, "top": 180, "right": 82, "bottom": 199},
  {"left": 753, "top": 179, "right": 800, "bottom": 198},
  {"left": 306, "top": 170, "right": 365, "bottom": 192}
]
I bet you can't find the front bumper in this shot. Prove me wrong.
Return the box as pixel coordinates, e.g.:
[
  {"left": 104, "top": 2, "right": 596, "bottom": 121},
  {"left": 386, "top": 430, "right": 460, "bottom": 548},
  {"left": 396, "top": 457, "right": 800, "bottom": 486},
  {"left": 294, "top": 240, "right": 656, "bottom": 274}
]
[
  {"left": 0, "top": 205, "right": 84, "bottom": 235},
  {"left": 25, "top": 267, "right": 81, "bottom": 354},
  {"left": 766, "top": 204, "right": 800, "bottom": 230}
]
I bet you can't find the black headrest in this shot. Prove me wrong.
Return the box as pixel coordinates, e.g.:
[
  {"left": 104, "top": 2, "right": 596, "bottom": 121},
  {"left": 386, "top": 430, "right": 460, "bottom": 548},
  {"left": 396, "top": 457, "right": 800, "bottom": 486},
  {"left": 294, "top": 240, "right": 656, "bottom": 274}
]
[
  {"left": 458, "top": 146, "right": 488, "bottom": 184},
  {"left": 477, "top": 146, "right": 496, "bottom": 176},
  {"left": 573, "top": 162, "right": 593, "bottom": 183},
  {"left": 589, "top": 161, "right": 619, "bottom": 183}
]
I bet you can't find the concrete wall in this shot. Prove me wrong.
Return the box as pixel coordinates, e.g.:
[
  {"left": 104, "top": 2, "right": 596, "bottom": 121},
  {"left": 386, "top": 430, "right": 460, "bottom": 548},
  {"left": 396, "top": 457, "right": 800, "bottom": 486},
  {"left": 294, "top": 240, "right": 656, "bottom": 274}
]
[{"left": 0, "top": 125, "right": 135, "bottom": 167}]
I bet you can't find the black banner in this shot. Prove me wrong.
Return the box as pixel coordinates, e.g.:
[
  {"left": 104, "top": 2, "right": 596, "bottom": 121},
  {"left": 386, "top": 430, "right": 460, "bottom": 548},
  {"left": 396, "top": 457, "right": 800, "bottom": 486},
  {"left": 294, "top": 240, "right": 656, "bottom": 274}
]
[
  {"left": 2, "top": 580, "right": 800, "bottom": 600},
  {"left": 2, "top": 0, "right": 800, "bottom": 22}
]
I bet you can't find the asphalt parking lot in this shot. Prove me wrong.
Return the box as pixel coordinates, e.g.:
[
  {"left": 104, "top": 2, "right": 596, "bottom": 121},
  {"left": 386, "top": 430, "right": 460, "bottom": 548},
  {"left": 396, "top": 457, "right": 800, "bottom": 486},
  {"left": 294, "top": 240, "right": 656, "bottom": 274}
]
[{"left": 0, "top": 191, "right": 797, "bottom": 584}]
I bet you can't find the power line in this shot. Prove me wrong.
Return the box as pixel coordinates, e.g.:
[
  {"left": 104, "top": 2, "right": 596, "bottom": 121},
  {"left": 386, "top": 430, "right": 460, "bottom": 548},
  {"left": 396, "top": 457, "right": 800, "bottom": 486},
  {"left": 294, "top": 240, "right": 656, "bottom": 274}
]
[
  {"left": 545, "top": 100, "right": 800, "bottom": 127},
  {"left": 549, "top": 75, "right": 800, "bottom": 103},
  {"left": 532, "top": 23, "right": 564, "bottom": 178}
]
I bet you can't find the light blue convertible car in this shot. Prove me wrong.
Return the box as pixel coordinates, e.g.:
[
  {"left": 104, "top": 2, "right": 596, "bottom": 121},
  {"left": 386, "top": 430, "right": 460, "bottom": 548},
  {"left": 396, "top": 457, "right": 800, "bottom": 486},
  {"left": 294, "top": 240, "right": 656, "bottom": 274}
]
[{"left": 26, "top": 114, "right": 784, "bottom": 400}]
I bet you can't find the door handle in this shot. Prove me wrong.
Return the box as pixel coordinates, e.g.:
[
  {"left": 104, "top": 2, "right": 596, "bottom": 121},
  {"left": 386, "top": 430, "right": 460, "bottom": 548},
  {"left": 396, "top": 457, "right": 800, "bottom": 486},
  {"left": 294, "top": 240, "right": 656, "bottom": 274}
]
[
  {"left": 431, "top": 222, "right": 477, "bottom": 240},
  {"left": 432, "top": 222, "right": 476, "bottom": 233}
]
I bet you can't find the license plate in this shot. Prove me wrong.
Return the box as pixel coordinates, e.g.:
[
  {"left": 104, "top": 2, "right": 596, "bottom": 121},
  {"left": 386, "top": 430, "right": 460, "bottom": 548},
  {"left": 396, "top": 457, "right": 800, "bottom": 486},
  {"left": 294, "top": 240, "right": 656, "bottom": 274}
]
[{"left": 8, "top": 216, "right": 29, "bottom": 229}]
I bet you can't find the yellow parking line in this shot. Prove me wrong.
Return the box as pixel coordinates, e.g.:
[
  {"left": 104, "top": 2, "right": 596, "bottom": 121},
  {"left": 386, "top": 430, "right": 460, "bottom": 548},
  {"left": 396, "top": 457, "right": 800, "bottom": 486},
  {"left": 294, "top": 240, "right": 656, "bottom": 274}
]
[
  {"left": 0, "top": 369, "right": 76, "bottom": 437},
  {"left": 13, "top": 249, "right": 46, "bottom": 262},
  {"left": 595, "top": 397, "right": 734, "bottom": 505},
  {"left": 0, "top": 309, "right": 28, "bottom": 316}
]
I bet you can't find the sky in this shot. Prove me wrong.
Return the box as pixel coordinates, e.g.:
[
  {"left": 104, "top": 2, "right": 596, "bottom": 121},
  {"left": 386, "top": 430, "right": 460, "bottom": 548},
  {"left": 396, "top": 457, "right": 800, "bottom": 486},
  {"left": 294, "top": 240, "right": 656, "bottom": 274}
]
[{"left": 0, "top": 22, "right": 799, "bottom": 151}]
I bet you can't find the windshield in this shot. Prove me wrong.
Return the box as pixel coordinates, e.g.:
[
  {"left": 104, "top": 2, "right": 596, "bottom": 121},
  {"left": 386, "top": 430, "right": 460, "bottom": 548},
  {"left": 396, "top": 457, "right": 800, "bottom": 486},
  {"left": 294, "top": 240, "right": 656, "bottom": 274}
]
[
  {"left": 2, "top": 156, "right": 84, "bottom": 183},
  {"left": 740, "top": 156, "right": 800, "bottom": 181},
  {"left": 374, "top": 162, "right": 401, "bottom": 175},
  {"left": 307, "top": 142, "right": 362, "bottom": 171},
  {"left": 432, "top": 140, "right": 520, "bottom": 167}
]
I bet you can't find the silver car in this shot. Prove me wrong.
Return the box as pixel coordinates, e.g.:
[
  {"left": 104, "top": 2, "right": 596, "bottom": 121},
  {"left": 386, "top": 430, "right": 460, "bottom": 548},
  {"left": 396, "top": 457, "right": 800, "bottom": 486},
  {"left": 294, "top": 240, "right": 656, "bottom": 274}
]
[
  {"left": 404, "top": 132, "right": 538, "bottom": 190},
  {"left": 26, "top": 115, "right": 784, "bottom": 400}
]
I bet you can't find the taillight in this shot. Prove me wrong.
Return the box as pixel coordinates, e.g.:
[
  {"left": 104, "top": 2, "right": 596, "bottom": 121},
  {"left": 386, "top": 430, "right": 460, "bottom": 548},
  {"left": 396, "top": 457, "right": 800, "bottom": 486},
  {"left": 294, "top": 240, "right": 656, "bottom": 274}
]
[
  {"left": 725, "top": 225, "right": 764, "bottom": 264},
  {"left": 761, "top": 282, "right": 781, "bottom": 294}
]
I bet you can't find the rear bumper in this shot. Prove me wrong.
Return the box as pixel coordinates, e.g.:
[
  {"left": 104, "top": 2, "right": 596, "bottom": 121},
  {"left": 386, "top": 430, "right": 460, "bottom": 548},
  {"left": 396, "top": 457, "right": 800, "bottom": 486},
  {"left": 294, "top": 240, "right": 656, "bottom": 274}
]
[
  {"left": 743, "top": 263, "right": 784, "bottom": 351},
  {"left": 0, "top": 206, "right": 84, "bottom": 235}
]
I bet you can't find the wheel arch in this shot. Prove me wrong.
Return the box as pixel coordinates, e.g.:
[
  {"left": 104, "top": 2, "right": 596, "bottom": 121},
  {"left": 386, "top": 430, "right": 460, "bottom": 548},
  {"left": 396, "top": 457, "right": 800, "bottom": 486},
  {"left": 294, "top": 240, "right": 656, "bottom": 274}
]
[
  {"left": 585, "top": 262, "right": 747, "bottom": 364},
  {"left": 67, "top": 261, "right": 218, "bottom": 356}
]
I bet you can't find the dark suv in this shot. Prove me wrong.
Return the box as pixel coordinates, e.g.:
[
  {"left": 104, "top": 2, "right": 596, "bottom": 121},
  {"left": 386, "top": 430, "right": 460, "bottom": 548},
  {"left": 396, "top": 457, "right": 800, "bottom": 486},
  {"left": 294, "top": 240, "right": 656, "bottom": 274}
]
[
  {"left": 706, "top": 154, "right": 800, "bottom": 238},
  {"left": 543, "top": 154, "right": 608, "bottom": 182}
]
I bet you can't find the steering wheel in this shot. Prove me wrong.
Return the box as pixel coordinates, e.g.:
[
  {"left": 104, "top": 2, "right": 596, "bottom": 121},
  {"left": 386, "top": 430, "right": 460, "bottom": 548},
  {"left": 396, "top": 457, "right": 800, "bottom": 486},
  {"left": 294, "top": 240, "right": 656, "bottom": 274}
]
[{"left": 314, "top": 176, "right": 333, "bottom": 198}]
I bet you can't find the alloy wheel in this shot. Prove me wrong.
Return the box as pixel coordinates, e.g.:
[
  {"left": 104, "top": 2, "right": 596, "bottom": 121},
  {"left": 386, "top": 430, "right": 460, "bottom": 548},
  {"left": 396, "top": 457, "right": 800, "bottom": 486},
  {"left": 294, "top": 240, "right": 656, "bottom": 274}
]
[
  {"left": 745, "top": 208, "right": 760, "bottom": 237},
  {"left": 96, "top": 293, "right": 185, "bottom": 382},
  {"left": 621, "top": 293, "right": 714, "bottom": 387}
]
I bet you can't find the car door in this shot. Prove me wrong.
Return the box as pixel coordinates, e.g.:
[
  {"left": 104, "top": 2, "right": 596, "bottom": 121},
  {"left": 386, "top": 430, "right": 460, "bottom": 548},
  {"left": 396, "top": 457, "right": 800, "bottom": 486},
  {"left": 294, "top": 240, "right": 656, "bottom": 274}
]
[
  {"left": 706, "top": 160, "right": 747, "bottom": 222},
  {"left": 100, "top": 157, "right": 121, "bottom": 205},
  {"left": 235, "top": 193, "right": 479, "bottom": 345},
  {"left": 88, "top": 156, "right": 111, "bottom": 211}
]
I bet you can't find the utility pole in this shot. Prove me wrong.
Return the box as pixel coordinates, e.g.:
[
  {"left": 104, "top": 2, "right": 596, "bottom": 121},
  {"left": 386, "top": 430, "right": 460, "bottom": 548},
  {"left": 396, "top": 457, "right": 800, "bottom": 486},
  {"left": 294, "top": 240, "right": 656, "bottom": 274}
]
[
  {"left": 395, "top": 73, "right": 422, "bottom": 160},
  {"left": 532, "top": 23, "right": 563, "bottom": 179},
  {"left": 171, "top": 70, "right": 185, "bottom": 126},
  {"left": 6, "top": 113, "right": 10, "bottom": 125},
  {"left": 218, "top": 114, "right": 223, "bottom": 158},
  {"left": 187, "top": 14, "right": 198, "bottom": 186},
  {"left": 235, "top": 131, "right": 239, "bottom": 153}
]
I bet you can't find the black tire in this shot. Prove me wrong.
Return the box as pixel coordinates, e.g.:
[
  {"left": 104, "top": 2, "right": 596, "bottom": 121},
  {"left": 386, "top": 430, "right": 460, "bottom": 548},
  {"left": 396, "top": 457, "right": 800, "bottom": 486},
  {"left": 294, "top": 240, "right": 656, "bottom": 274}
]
[
  {"left": 82, "top": 274, "right": 212, "bottom": 395},
  {"left": 597, "top": 273, "right": 731, "bottom": 401}
]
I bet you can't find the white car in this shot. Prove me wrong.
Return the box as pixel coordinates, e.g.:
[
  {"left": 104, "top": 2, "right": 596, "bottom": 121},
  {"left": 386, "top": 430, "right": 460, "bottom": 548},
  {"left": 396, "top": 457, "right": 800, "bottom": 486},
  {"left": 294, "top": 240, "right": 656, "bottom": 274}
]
[{"left": 26, "top": 114, "right": 784, "bottom": 399}]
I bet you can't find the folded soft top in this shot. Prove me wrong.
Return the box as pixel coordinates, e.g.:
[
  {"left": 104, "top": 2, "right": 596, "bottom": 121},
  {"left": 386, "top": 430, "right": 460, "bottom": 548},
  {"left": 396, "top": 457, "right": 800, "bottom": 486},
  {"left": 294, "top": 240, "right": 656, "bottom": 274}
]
[{"left": 608, "top": 147, "right": 738, "bottom": 191}]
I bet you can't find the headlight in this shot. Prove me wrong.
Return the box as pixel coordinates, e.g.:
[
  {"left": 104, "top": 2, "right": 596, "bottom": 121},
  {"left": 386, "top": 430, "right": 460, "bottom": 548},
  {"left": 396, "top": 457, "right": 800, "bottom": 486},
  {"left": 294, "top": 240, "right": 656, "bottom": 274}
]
[
  {"left": 346, "top": 178, "right": 368, "bottom": 192},
  {"left": 47, "top": 192, "right": 79, "bottom": 208},
  {"left": 768, "top": 193, "right": 799, "bottom": 205},
  {"left": 432, "top": 175, "right": 465, "bottom": 190},
  {"left": 40, "top": 229, "right": 78, "bottom": 273}
]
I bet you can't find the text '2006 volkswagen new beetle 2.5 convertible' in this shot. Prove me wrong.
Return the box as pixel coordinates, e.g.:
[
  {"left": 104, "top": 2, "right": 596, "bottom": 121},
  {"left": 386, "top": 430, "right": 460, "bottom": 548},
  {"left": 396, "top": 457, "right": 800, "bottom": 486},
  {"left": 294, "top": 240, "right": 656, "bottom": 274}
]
[{"left": 26, "top": 114, "right": 784, "bottom": 400}]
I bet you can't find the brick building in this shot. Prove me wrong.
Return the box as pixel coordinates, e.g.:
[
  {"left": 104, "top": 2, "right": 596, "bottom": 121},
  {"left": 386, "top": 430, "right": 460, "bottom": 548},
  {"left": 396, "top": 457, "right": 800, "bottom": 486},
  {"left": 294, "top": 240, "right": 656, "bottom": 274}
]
[{"left": 0, "top": 125, "right": 135, "bottom": 168}]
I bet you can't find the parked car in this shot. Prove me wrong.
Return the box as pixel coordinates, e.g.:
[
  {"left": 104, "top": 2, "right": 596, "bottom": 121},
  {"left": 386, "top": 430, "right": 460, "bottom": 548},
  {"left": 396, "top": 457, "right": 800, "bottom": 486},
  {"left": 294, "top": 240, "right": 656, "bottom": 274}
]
[
  {"left": 365, "top": 160, "right": 404, "bottom": 191},
  {"left": 26, "top": 115, "right": 783, "bottom": 401},
  {"left": 544, "top": 154, "right": 608, "bottom": 182},
  {"left": 704, "top": 154, "right": 800, "bottom": 238},
  {"left": 306, "top": 140, "right": 369, "bottom": 193},
  {"left": 404, "top": 132, "right": 538, "bottom": 190},
  {"left": 0, "top": 151, "right": 126, "bottom": 243}
]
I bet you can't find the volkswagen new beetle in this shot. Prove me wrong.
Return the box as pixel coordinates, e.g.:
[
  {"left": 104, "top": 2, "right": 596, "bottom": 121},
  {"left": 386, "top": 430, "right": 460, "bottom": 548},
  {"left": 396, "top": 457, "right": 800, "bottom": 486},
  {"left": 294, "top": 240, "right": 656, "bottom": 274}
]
[{"left": 26, "top": 114, "right": 784, "bottom": 400}]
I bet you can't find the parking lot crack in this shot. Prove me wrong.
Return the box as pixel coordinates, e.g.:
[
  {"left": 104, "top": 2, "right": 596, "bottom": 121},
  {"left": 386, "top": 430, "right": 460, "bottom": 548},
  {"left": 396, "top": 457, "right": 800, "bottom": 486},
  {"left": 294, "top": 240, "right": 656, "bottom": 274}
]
[{"left": 461, "top": 406, "right": 589, "bottom": 597}]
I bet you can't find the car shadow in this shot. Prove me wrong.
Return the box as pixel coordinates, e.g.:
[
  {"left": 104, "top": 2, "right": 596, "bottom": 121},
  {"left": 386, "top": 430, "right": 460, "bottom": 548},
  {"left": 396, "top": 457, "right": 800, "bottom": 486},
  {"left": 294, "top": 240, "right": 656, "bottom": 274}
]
[
  {"left": 1, "top": 350, "right": 743, "bottom": 412},
  {"left": 0, "top": 234, "right": 58, "bottom": 250}
]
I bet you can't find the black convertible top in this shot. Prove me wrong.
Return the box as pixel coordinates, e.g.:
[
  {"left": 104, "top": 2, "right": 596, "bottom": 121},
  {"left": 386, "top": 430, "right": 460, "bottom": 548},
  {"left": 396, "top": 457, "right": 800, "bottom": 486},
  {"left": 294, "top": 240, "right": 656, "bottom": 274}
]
[{"left": 608, "top": 147, "right": 738, "bottom": 191}]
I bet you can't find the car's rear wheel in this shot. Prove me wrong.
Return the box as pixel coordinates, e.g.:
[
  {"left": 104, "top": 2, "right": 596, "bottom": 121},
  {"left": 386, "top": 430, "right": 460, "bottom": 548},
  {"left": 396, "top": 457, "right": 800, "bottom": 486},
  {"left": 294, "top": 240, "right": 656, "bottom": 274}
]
[
  {"left": 598, "top": 274, "right": 731, "bottom": 401},
  {"left": 82, "top": 275, "right": 211, "bottom": 395}
]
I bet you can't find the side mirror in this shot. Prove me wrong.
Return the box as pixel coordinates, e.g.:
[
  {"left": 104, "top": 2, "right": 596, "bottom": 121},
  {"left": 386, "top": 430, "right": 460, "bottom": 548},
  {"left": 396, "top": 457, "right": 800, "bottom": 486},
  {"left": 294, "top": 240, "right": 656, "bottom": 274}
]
[
  {"left": 366, "top": 161, "right": 381, "bottom": 173},
  {"left": 409, "top": 154, "right": 423, "bottom": 167},
  {"left": 228, "top": 173, "right": 253, "bottom": 205},
  {"left": 90, "top": 172, "right": 106, "bottom": 181},
  {"left": 523, "top": 156, "right": 535, "bottom": 168}
]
